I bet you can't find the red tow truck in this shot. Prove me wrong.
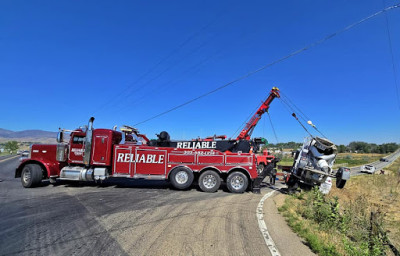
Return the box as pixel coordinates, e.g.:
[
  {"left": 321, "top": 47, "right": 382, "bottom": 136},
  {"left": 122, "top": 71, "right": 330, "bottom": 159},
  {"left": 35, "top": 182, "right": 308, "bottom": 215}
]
[{"left": 16, "top": 117, "right": 276, "bottom": 193}]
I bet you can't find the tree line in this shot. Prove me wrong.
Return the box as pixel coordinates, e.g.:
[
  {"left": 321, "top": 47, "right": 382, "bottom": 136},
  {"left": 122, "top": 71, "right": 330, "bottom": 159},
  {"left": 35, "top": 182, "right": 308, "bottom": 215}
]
[{"left": 339, "top": 142, "right": 399, "bottom": 154}]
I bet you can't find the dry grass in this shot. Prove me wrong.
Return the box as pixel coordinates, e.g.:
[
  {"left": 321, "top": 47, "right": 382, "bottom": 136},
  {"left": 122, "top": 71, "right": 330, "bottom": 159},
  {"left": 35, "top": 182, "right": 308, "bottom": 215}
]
[{"left": 330, "top": 159, "right": 400, "bottom": 252}]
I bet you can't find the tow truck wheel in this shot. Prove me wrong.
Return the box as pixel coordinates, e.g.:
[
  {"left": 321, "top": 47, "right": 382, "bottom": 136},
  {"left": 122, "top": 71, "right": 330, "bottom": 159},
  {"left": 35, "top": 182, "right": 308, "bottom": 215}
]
[
  {"left": 170, "top": 167, "right": 194, "bottom": 190},
  {"left": 199, "top": 170, "right": 221, "bottom": 193},
  {"left": 21, "top": 164, "right": 43, "bottom": 188},
  {"left": 227, "top": 171, "right": 248, "bottom": 193}
]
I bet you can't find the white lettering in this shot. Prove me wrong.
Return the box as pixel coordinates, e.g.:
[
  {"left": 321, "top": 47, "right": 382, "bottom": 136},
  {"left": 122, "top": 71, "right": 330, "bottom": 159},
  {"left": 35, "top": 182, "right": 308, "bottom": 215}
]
[
  {"left": 202, "top": 142, "right": 208, "bottom": 148},
  {"left": 158, "top": 155, "right": 164, "bottom": 163},
  {"left": 124, "top": 154, "right": 130, "bottom": 162},
  {"left": 117, "top": 153, "right": 124, "bottom": 162},
  {"left": 139, "top": 154, "right": 146, "bottom": 163},
  {"left": 212, "top": 141, "right": 217, "bottom": 148},
  {"left": 147, "top": 154, "right": 155, "bottom": 163},
  {"left": 177, "top": 142, "right": 182, "bottom": 148}
]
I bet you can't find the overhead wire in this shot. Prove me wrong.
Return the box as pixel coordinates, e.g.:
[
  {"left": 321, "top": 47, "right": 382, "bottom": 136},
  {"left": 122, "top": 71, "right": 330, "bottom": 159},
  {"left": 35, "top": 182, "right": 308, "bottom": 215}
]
[
  {"left": 93, "top": 8, "right": 231, "bottom": 114},
  {"left": 128, "top": 25, "right": 266, "bottom": 111},
  {"left": 383, "top": 1, "right": 400, "bottom": 111},
  {"left": 134, "top": 4, "right": 400, "bottom": 126}
]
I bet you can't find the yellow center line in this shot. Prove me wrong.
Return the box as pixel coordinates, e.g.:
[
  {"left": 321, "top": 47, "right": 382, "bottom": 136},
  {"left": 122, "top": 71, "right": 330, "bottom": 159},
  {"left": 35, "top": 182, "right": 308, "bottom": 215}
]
[{"left": 0, "top": 155, "right": 20, "bottom": 163}]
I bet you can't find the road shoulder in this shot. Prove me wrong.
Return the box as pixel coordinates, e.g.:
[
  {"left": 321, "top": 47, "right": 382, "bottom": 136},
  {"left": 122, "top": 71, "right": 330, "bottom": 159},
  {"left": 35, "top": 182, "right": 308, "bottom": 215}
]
[{"left": 263, "top": 191, "right": 315, "bottom": 256}]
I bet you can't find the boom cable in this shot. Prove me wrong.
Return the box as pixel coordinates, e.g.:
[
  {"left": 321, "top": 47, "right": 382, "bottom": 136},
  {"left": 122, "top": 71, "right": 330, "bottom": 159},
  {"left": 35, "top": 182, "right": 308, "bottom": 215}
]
[
  {"left": 134, "top": 4, "right": 400, "bottom": 126},
  {"left": 267, "top": 112, "right": 279, "bottom": 144}
]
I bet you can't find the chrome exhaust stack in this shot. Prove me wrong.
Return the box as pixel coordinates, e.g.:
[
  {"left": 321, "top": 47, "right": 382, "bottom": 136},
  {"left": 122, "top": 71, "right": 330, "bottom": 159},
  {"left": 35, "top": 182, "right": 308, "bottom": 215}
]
[{"left": 83, "top": 117, "right": 95, "bottom": 167}]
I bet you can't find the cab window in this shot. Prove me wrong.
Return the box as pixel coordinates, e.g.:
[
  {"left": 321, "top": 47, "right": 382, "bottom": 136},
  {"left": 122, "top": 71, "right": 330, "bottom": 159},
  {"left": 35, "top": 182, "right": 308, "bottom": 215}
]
[{"left": 72, "top": 136, "right": 85, "bottom": 144}]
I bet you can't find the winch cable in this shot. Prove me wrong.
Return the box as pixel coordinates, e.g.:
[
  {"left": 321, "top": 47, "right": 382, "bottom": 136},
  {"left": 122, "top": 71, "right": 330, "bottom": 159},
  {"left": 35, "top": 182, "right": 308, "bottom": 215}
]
[
  {"left": 133, "top": 4, "right": 400, "bottom": 126},
  {"left": 280, "top": 92, "right": 312, "bottom": 122},
  {"left": 277, "top": 97, "right": 316, "bottom": 137},
  {"left": 291, "top": 113, "right": 314, "bottom": 138},
  {"left": 279, "top": 95, "right": 328, "bottom": 138}
]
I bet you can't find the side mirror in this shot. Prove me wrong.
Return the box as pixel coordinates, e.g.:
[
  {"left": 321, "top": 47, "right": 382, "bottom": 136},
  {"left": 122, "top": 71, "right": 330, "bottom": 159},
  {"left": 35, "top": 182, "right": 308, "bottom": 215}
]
[{"left": 57, "top": 131, "right": 64, "bottom": 143}]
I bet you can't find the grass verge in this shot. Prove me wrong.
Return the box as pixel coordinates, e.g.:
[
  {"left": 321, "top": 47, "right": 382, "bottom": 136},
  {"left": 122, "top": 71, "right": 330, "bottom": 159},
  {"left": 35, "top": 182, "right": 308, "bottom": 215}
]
[{"left": 278, "top": 157, "right": 400, "bottom": 255}]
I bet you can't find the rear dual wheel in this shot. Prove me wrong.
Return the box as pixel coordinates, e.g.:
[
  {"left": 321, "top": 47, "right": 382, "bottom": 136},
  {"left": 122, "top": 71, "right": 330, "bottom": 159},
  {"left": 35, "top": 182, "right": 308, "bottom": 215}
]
[
  {"left": 227, "top": 171, "right": 248, "bottom": 193},
  {"left": 199, "top": 170, "right": 221, "bottom": 193}
]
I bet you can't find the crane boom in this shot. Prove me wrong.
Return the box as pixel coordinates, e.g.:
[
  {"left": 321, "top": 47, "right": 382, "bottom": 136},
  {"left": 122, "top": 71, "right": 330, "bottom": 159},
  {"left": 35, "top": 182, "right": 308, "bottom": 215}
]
[{"left": 236, "top": 87, "right": 280, "bottom": 141}]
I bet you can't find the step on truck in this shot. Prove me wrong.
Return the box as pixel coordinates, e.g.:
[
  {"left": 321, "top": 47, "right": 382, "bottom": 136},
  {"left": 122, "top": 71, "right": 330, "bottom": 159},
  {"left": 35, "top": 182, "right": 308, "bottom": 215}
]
[{"left": 15, "top": 117, "right": 274, "bottom": 193}]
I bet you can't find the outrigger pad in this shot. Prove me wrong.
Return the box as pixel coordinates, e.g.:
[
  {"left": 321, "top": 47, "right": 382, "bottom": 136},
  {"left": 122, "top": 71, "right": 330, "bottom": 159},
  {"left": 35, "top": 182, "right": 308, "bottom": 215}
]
[
  {"left": 252, "top": 186, "right": 261, "bottom": 194},
  {"left": 252, "top": 158, "right": 279, "bottom": 193}
]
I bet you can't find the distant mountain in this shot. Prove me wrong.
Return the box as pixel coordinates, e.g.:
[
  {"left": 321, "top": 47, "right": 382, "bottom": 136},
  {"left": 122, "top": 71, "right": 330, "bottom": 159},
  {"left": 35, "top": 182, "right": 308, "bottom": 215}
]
[
  {"left": 0, "top": 128, "right": 57, "bottom": 143},
  {"left": 0, "top": 128, "right": 15, "bottom": 137}
]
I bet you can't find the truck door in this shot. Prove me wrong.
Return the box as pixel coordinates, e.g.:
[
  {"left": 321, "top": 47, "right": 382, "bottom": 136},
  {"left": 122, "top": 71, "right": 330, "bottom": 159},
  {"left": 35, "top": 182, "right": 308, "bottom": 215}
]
[
  {"left": 134, "top": 149, "right": 166, "bottom": 176},
  {"left": 69, "top": 135, "right": 85, "bottom": 164},
  {"left": 92, "top": 135, "right": 109, "bottom": 165}
]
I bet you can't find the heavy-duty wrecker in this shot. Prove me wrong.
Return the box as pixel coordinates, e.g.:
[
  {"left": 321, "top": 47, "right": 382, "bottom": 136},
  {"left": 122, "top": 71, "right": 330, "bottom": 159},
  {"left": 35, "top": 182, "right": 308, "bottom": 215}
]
[
  {"left": 15, "top": 87, "right": 348, "bottom": 194},
  {"left": 15, "top": 88, "right": 281, "bottom": 193},
  {"left": 15, "top": 117, "right": 276, "bottom": 193}
]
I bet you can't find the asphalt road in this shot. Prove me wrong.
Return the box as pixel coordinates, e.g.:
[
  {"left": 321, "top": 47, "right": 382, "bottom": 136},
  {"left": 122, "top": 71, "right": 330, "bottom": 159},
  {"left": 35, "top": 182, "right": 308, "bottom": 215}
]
[
  {"left": 0, "top": 157, "right": 315, "bottom": 256},
  {"left": 2, "top": 150, "right": 399, "bottom": 256},
  {"left": 349, "top": 149, "right": 400, "bottom": 176}
]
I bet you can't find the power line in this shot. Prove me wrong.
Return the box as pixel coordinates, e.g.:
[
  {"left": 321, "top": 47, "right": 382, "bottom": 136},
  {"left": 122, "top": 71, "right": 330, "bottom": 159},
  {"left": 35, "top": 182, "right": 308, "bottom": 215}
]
[
  {"left": 127, "top": 25, "right": 263, "bottom": 111},
  {"left": 93, "top": 8, "right": 230, "bottom": 114},
  {"left": 383, "top": 1, "right": 400, "bottom": 110},
  {"left": 134, "top": 4, "right": 400, "bottom": 126}
]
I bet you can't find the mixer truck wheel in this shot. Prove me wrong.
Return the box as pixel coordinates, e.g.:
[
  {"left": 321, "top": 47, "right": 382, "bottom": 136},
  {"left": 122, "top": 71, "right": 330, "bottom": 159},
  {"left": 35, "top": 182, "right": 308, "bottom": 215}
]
[
  {"left": 21, "top": 164, "right": 43, "bottom": 188},
  {"left": 335, "top": 169, "right": 347, "bottom": 189}
]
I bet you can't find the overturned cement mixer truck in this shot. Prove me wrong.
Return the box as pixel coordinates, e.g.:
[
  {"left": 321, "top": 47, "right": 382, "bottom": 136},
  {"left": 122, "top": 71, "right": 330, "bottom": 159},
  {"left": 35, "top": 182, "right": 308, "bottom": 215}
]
[{"left": 285, "top": 136, "right": 350, "bottom": 194}]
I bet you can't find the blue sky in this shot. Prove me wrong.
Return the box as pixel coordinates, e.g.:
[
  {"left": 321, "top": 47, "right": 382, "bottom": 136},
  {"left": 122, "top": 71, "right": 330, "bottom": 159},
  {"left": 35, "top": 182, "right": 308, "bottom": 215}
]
[{"left": 1, "top": 0, "right": 399, "bottom": 144}]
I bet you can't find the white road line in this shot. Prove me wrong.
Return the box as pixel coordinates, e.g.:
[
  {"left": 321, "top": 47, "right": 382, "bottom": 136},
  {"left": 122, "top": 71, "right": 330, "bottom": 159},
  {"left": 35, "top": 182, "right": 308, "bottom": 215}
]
[{"left": 257, "top": 190, "right": 281, "bottom": 256}]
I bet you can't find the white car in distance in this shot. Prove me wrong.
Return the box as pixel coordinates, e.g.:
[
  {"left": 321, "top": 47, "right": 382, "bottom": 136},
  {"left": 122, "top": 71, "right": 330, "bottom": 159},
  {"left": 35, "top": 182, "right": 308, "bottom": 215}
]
[{"left": 360, "top": 164, "right": 376, "bottom": 174}]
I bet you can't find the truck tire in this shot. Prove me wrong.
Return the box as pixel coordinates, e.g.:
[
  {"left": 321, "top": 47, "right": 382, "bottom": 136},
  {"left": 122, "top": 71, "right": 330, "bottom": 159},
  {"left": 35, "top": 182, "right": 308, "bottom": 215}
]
[
  {"left": 21, "top": 164, "right": 43, "bottom": 188},
  {"left": 336, "top": 179, "right": 346, "bottom": 189},
  {"left": 227, "top": 171, "right": 248, "bottom": 193},
  {"left": 199, "top": 170, "right": 221, "bottom": 193},
  {"left": 170, "top": 167, "right": 194, "bottom": 190},
  {"left": 335, "top": 168, "right": 347, "bottom": 189}
]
